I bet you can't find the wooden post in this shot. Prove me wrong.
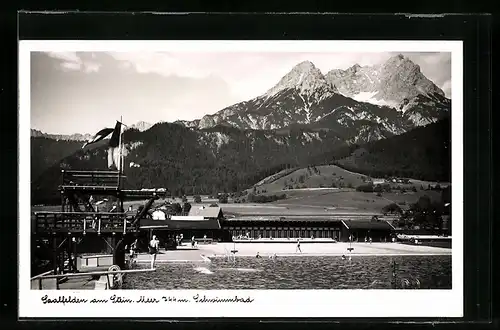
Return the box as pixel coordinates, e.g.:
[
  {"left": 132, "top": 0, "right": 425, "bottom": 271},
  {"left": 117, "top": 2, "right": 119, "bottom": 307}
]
[
  {"left": 67, "top": 236, "right": 72, "bottom": 272},
  {"left": 52, "top": 236, "right": 58, "bottom": 275},
  {"left": 110, "top": 236, "right": 116, "bottom": 255},
  {"left": 72, "top": 237, "right": 77, "bottom": 271}
]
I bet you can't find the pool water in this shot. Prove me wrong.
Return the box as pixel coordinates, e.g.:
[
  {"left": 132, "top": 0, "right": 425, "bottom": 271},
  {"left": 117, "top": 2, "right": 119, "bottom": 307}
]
[{"left": 123, "top": 255, "right": 451, "bottom": 290}]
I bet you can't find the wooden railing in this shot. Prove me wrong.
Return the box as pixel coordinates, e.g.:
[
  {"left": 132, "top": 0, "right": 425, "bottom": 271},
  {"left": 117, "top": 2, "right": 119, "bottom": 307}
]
[
  {"left": 34, "top": 211, "right": 137, "bottom": 234},
  {"left": 61, "top": 170, "right": 123, "bottom": 187}
]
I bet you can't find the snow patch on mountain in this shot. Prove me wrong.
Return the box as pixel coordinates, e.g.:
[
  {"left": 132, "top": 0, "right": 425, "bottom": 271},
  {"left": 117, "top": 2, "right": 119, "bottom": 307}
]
[
  {"left": 199, "top": 132, "right": 231, "bottom": 151},
  {"left": 350, "top": 92, "right": 398, "bottom": 108},
  {"left": 302, "top": 132, "right": 322, "bottom": 143},
  {"left": 406, "top": 113, "right": 436, "bottom": 127}
]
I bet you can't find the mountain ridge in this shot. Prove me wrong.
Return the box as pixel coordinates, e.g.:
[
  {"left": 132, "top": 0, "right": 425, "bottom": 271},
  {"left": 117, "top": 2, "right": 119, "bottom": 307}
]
[
  {"left": 31, "top": 120, "right": 154, "bottom": 140},
  {"left": 181, "top": 54, "right": 450, "bottom": 139},
  {"left": 31, "top": 117, "right": 450, "bottom": 205}
]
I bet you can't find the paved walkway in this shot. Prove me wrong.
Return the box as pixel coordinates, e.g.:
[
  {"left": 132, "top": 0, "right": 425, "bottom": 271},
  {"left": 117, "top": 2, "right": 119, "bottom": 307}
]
[{"left": 196, "top": 242, "right": 452, "bottom": 257}]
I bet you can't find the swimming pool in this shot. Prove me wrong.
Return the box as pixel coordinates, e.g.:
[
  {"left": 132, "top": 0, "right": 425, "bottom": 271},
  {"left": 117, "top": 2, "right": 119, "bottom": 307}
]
[{"left": 123, "top": 255, "right": 451, "bottom": 290}]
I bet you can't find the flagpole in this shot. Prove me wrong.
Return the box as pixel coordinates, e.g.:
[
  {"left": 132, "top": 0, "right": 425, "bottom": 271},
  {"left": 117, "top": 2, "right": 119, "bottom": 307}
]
[
  {"left": 118, "top": 116, "right": 124, "bottom": 213},
  {"left": 118, "top": 116, "right": 123, "bottom": 189}
]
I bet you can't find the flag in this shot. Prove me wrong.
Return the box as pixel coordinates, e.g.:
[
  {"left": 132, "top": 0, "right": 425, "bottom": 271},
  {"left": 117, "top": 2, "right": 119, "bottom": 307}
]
[
  {"left": 82, "top": 127, "right": 114, "bottom": 149},
  {"left": 109, "top": 121, "right": 122, "bottom": 148},
  {"left": 107, "top": 121, "right": 123, "bottom": 170}
]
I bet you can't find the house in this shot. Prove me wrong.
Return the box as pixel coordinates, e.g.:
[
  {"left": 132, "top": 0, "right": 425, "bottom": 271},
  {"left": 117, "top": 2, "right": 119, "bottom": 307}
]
[{"left": 188, "top": 206, "right": 224, "bottom": 219}]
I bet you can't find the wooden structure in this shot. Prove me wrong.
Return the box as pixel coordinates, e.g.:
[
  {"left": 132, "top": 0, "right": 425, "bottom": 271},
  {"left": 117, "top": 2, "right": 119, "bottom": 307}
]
[
  {"left": 31, "top": 266, "right": 156, "bottom": 290},
  {"left": 32, "top": 169, "right": 166, "bottom": 275}
]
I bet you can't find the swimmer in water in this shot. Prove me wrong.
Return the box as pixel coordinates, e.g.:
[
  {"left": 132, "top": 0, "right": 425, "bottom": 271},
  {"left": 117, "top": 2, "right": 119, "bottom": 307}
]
[
  {"left": 256, "top": 252, "right": 261, "bottom": 258},
  {"left": 342, "top": 255, "right": 346, "bottom": 260}
]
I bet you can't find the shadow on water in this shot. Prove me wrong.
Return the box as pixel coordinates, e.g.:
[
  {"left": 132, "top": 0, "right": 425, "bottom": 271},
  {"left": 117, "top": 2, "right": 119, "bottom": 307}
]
[{"left": 123, "top": 255, "right": 451, "bottom": 290}]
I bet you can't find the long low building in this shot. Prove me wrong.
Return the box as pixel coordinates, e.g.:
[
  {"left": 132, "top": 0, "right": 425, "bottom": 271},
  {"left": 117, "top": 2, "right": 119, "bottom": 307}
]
[
  {"left": 138, "top": 206, "right": 398, "bottom": 243},
  {"left": 224, "top": 215, "right": 397, "bottom": 242}
]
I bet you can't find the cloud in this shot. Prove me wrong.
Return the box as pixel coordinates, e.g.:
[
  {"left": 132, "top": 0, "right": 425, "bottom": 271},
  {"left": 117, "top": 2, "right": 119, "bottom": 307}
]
[
  {"left": 47, "top": 51, "right": 102, "bottom": 73},
  {"left": 30, "top": 52, "right": 239, "bottom": 134},
  {"left": 47, "top": 51, "right": 80, "bottom": 63}
]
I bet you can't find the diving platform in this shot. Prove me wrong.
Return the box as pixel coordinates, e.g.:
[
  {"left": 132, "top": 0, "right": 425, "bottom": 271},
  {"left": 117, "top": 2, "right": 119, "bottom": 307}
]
[
  {"left": 33, "top": 211, "right": 136, "bottom": 235},
  {"left": 33, "top": 168, "right": 169, "bottom": 277},
  {"left": 61, "top": 169, "right": 124, "bottom": 187}
]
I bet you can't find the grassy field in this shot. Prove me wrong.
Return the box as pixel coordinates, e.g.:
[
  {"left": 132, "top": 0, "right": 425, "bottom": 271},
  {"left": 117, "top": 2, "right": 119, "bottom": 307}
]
[
  {"left": 31, "top": 187, "right": 442, "bottom": 217},
  {"left": 273, "top": 189, "right": 441, "bottom": 213},
  {"left": 250, "top": 164, "right": 449, "bottom": 194},
  {"left": 251, "top": 165, "right": 367, "bottom": 193}
]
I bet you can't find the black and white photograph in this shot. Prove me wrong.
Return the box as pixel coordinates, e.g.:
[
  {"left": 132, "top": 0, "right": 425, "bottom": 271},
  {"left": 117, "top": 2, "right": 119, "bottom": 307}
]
[{"left": 19, "top": 40, "right": 463, "bottom": 318}]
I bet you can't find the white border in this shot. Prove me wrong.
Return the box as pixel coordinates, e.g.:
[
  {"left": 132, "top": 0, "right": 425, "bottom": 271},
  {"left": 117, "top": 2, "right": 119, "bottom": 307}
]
[{"left": 19, "top": 40, "right": 463, "bottom": 318}]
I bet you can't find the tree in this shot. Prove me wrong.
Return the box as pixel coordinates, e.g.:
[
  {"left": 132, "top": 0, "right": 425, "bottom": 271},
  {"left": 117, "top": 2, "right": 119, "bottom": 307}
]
[
  {"left": 194, "top": 195, "right": 202, "bottom": 203},
  {"left": 382, "top": 203, "right": 402, "bottom": 215},
  {"left": 356, "top": 183, "right": 374, "bottom": 193},
  {"left": 218, "top": 193, "right": 228, "bottom": 204},
  {"left": 416, "top": 195, "right": 432, "bottom": 210}
]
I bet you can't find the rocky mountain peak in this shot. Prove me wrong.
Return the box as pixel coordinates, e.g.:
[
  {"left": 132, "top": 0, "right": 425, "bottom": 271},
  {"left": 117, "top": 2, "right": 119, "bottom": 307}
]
[
  {"left": 348, "top": 63, "right": 362, "bottom": 72},
  {"left": 294, "top": 60, "right": 316, "bottom": 71},
  {"left": 187, "top": 56, "right": 450, "bottom": 132},
  {"left": 325, "top": 54, "right": 447, "bottom": 109},
  {"left": 130, "top": 121, "right": 153, "bottom": 132},
  {"left": 265, "top": 60, "right": 332, "bottom": 97},
  {"left": 378, "top": 55, "right": 445, "bottom": 103}
]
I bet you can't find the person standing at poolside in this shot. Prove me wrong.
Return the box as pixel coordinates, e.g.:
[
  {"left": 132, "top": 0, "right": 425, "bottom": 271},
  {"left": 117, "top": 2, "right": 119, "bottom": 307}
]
[
  {"left": 149, "top": 235, "right": 160, "bottom": 269},
  {"left": 296, "top": 239, "right": 302, "bottom": 253},
  {"left": 129, "top": 239, "right": 138, "bottom": 257}
]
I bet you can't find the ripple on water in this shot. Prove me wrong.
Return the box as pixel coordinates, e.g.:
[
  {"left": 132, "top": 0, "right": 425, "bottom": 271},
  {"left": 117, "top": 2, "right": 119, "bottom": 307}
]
[{"left": 123, "top": 255, "right": 452, "bottom": 290}]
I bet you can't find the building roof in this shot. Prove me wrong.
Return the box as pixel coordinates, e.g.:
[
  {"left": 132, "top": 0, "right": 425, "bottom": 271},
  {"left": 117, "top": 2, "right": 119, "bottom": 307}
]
[
  {"left": 341, "top": 220, "right": 395, "bottom": 231},
  {"left": 188, "top": 206, "right": 223, "bottom": 218},
  {"left": 224, "top": 215, "right": 399, "bottom": 222},
  {"left": 139, "top": 218, "right": 221, "bottom": 230}
]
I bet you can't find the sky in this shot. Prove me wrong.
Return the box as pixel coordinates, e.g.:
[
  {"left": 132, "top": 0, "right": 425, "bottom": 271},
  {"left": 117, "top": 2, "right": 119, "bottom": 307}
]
[{"left": 30, "top": 51, "right": 451, "bottom": 134}]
